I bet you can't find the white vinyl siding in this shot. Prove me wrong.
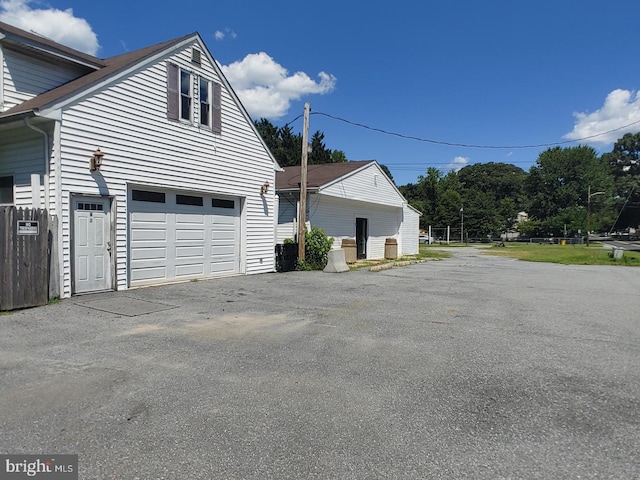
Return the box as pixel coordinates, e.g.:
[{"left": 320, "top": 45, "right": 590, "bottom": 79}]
[
  {"left": 0, "top": 127, "right": 45, "bottom": 207},
  {"left": 276, "top": 162, "right": 419, "bottom": 258},
  {"left": 321, "top": 163, "right": 403, "bottom": 208},
  {"left": 276, "top": 194, "right": 297, "bottom": 243},
  {"left": 401, "top": 205, "right": 420, "bottom": 255},
  {"left": 308, "top": 194, "right": 401, "bottom": 260},
  {"left": 52, "top": 41, "right": 276, "bottom": 297},
  {"left": 1, "top": 47, "right": 89, "bottom": 112}
]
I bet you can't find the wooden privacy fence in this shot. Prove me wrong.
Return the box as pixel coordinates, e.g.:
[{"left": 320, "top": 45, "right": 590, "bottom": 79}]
[{"left": 0, "top": 206, "right": 51, "bottom": 310}]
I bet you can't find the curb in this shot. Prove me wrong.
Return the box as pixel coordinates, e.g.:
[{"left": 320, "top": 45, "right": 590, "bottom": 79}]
[{"left": 369, "top": 259, "right": 428, "bottom": 272}]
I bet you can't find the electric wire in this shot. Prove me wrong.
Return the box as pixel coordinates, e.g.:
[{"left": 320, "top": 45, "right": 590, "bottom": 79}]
[
  {"left": 309, "top": 111, "right": 640, "bottom": 149},
  {"left": 281, "top": 111, "right": 640, "bottom": 150}
]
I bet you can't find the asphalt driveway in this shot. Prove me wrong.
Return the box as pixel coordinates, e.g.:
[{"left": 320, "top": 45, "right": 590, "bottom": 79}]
[{"left": 1, "top": 248, "right": 639, "bottom": 479}]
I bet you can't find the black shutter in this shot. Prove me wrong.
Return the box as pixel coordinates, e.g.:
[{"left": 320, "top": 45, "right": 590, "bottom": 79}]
[
  {"left": 167, "top": 62, "right": 179, "bottom": 120},
  {"left": 212, "top": 82, "right": 222, "bottom": 133}
]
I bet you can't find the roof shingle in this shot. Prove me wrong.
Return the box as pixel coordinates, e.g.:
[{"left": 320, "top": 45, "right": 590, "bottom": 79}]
[
  {"left": 275, "top": 161, "right": 374, "bottom": 190},
  {"left": 0, "top": 20, "right": 195, "bottom": 118}
]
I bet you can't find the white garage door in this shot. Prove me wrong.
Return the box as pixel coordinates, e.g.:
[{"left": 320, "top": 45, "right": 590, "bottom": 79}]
[{"left": 129, "top": 188, "right": 241, "bottom": 286}]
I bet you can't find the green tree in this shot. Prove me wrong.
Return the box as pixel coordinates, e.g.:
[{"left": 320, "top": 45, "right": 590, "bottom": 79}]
[
  {"left": 254, "top": 119, "right": 346, "bottom": 167},
  {"left": 276, "top": 125, "right": 302, "bottom": 167},
  {"left": 331, "top": 150, "right": 348, "bottom": 163},
  {"left": 309, "top": 131, "right": 332, "bottom": 164},
  {"left": 457, "top": 162, "right": 527, "bottom": 237},
  {"left": 602, "top": 132, "right": 640, "bottom": 230},
  {"left": 525, "top": 146, "right": 613, "bottom": 236}
]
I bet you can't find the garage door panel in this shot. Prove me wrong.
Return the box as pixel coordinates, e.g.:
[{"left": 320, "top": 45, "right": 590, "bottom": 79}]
[
  {"left": 131, "top": 247, "right": 167, "bottom": 260},
  {"left": 175, "top": 264, "right": 205, "bottom": 277},
  {"left": 213, "top": 216, "right": 236, "bottom": 228},
  {"left": 130, "top": 265, "right": 167, "bottom": 282},
  {"left": 175, "top": 246, "right": 205, "bottom": 258},
  {"left": 210, "top": 260, "right": 235, "bottom": 273},
  {"left": 176, "top": 229, "right": 205, "bottom": 241},
  {"left": 131, "top": 229, "right": 168, "bottom": 242},
  {"left": 129, "top": 192, "right": 240, "bottom": 287},
  {"left": 212, "top": 229, "right": 236, "bottom": 241},
  {"left": 176, "top": 213, "right": 205, "bottom": 224},
  {"left": 212, "top": 244, "right": 235, "bottom": 254},
  {"left": 131, "top": 211, "right": 168, "bottom": 222}
]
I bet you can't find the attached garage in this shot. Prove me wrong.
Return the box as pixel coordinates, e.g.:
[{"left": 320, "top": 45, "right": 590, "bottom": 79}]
[{"left": 128, "top": 188, "right": 242, "bottom": 287}]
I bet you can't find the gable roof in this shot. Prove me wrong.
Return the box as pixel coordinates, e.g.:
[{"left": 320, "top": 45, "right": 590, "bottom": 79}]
[
  {"left": 0, "top": 20, "right": 104, "bottom": 69},
  {"left": 0, "top": 21, "right": 280, "bottom": 169},
  {"left": 1, "top": 29, "right": 194, "bottom": 118},
  {"left": 276, "top": 161, "right": 374, "bottom": 191}
]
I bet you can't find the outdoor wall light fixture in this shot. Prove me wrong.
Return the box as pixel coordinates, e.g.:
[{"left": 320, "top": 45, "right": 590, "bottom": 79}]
[
  {"left": 260, "top": 181, "right": 270, "bottom": 195},
  {"left": 90, "top": 148, "right": 104, "bottom": 171}
]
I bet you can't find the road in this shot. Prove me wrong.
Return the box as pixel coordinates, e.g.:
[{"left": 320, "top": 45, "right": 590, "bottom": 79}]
[
  {"left": 1, "top": 248, "right": 639, "bottom": 479},
  {"left": 604, "top": 240, "right": 640, "bottom": 251}
]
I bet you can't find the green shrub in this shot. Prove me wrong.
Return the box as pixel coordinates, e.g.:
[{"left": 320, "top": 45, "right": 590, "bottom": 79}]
[{"left": 297, "top": 227, "right": 333, "bottom": 270}]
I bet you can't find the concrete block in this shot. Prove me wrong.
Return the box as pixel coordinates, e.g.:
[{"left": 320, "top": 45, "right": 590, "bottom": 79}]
[{"left": 324, "top": 249, "right": 350, "bottom": 273}]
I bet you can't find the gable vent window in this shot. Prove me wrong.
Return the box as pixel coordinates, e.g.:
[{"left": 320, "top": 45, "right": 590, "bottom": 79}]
[{"left": 192, "top": 48, "right": 202, "bottom": 65}]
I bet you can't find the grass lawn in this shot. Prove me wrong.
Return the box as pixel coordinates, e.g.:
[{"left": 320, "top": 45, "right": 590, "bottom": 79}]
[
  {"left": 484, "top": 242, "right": 640, "bottom": 266},
  {"left": 417, "top": 244, "right": 453, "bottom": 260},
  {"left": 349, "top": 245, "right": 452, "bottom": 270}
]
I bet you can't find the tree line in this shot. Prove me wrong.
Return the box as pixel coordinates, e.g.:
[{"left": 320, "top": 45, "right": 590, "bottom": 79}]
[
  {"left": 255, "top": 117, "right": 640, "bottom": 238},
  {"left": 400, "top": 134, "right": 640, "bottom": 238}
]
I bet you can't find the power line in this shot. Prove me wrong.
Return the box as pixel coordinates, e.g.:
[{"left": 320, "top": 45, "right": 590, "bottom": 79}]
[{"left": 280, "top": 110, "right": 640, "bottom": 150}]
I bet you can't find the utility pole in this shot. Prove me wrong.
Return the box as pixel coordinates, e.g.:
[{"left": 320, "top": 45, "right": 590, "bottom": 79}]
[
  {"left": 460, "top": 206, "right": 464, "bottom": 244},
  {"left": 297, "top": 102, "right": 310, "bottom": 261},
  {"left": 586, "top": 185, "right": 605, "bottom": 247}
]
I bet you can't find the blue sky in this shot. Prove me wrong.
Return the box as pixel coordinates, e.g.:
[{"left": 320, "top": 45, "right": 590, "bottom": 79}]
[{"left": 2, "top": 0, "right": 640, "bottom": 186}]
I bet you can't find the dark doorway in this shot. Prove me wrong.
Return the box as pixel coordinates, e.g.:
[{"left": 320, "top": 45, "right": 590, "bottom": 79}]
[{"left": 356, "top": 217, "right": 368, "bottom": 259}]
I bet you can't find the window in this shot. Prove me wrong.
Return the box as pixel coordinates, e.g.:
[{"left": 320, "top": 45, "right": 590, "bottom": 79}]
[
  {"left": 167, "top": 62, "right": 221, "bottom": 132},
  {"left": 132, "top": 190, "right": 166, "bottom": 203},
  {"left": 212, "top": 198, "right": 234, "bottom": 209},
  {"left": 180, "top": 69, "right": 192, "bottom": 121},
  {"left": 199, "top": 77, "right": 210, "bottom": 126},
  {"left": 77, "top": 202, "right": 104, "bottom": 211},
  {"left": 176, "top": 194, "right": 203, "bottom": 206},
  {"left": 0, "top": 176, "right": 13, "bottom": 204}
]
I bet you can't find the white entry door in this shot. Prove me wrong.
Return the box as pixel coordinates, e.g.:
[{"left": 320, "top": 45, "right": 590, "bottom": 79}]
[{"left": 73, "top": 196, "right": 112, "bottom": 293}]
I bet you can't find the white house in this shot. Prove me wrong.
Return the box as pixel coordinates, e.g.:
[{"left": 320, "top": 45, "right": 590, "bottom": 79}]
[
  {"left": 0, "top": 22, "right": 280, "bottom": 297},
  {"left": 276, "top": 161, "right": 421, "bottom": 259}
]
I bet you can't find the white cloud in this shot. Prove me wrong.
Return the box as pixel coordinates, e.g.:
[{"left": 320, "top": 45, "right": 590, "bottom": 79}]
[
  {"left": 0, "top": 0, "right": 99, "bottom": 55},
  {"left": 564, "top": 89, "right": 640, "bottom": 145},
  {"left": 222, "top": 52, "right": 336, "bottom": 119},
  {"left": 448, "top": 156, "right": 469, "bottom": 172},
  {"left": 215, "top": 28, "right": 237, "bottom": 41}
]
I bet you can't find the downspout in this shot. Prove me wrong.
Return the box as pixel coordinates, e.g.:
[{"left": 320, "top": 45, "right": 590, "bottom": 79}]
[
  {"left": 0, "top": 45, "right": 4, "bottom": 112},
  {"left": 24, "top": 118, "right": 50, "bottom": 211},
  {"left": 53, "top": 120, "right": 63, "bottom": 297}
]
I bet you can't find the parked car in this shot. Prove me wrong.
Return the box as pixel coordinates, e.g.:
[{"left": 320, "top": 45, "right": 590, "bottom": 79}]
[{"left": 419, "top": 234, "right": 434, "bottom": 244}]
